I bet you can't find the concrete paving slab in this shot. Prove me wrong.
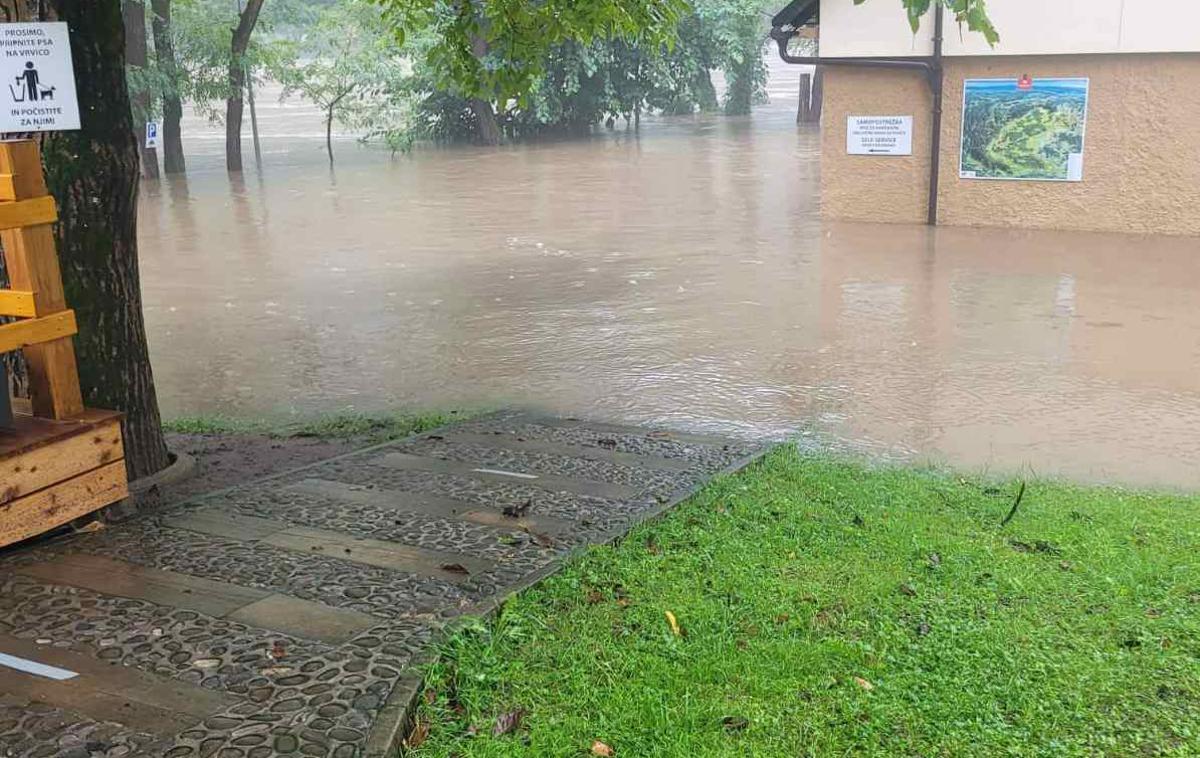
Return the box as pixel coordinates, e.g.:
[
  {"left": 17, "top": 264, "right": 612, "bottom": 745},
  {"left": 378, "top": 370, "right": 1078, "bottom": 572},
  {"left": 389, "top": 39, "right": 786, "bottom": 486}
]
[
  {"left": 377, "top": 451, "right": 645, "bottom": 500},
  {"left": 286, "top": 478, "right": 580, "bottom": 537}
]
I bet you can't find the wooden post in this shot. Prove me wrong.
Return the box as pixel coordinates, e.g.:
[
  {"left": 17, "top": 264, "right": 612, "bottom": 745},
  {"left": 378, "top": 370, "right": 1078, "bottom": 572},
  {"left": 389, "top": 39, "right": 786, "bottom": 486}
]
[{"left": 0, "top": 140, "right": 84, "bottom": 420}]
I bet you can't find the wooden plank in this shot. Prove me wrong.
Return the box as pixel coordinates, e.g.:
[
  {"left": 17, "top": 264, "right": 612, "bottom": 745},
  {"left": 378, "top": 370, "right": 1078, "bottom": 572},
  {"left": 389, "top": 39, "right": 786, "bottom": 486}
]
[
  {"left": 0, "top": 461, "right": 127, "bottom": 547},
  {"left": 287, "top": 478, "right": 580, "bottom": 537},
  {"left": 0, "top": 407, "right": 123, "bottom": 459},
  {"left": 227, "top": 595, "right": 377, "bottom": 644},
  {"left": 0, "top": 310, "right": 77, "bottom": 355},
  {"left": 0, "top": 417, "right": 122, "bottom": 505},
  {"left": 0, "top": 141, "right": 49, "bottom": 198},
  {"left": 0, "top": 635, "right": 235, "bottom": 735},
  {"left": 17, "top": 554, "right": 270, "bottom": 619},
  {"left": 0, "top": 141, "right": 82, "bottom": 420},
  {"left": 0, "top": 196, "right": 57, "bottom": 231},
  {"left": 0, "top": 289, "right": 36, "bottom": 317},
  {"left": 264, "top": 525, "right": 496, "bottom": 582},
  {"left": 376, "top": 452, "right": 643, "bottom": 500},
  {"left": 0, "top": 174, "right": 18, "bottom": 202}
]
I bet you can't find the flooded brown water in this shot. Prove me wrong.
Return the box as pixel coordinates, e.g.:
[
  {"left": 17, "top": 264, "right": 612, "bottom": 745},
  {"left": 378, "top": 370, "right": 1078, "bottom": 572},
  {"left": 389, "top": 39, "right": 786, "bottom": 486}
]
[{"left": 138, "top": 62, "right": 1200, "bottom": 489}]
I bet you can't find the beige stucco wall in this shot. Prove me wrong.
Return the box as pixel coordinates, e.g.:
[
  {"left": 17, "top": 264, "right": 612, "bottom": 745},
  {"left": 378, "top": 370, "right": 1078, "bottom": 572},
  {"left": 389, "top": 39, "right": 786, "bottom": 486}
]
[
  {"left": 819, "top": 0, "right": 1200, "bottom": 57},
  {"left": 820, "top": 54, "right": 1200, "bottom": 235}
]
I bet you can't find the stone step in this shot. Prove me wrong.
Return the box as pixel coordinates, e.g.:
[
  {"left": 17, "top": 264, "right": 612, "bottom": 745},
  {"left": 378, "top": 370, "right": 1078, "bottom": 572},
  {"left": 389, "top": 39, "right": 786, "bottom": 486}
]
[
  {"left": 0, "top": 634, "right": 237, "bottom": 737},
  {"left": 163, "top": 509, "right": 497, "bottom": 582},
  {"left": 429, "top": 430, "right": 696, "bottom": 472},
  {"left": 284, "top": 478, "right": 580, "bottom": 538},
  {"left": 375, "top": 451, "right": 644, "bottom": 501},
  {"left": 17, "top": 554, "right": 376, "bottom": 644}
]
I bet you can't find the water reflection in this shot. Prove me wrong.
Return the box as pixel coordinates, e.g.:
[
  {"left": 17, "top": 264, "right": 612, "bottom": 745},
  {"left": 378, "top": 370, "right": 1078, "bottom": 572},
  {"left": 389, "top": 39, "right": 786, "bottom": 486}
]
[{"left": 137, "top": 75, "right": 1200, "bottom": 490}]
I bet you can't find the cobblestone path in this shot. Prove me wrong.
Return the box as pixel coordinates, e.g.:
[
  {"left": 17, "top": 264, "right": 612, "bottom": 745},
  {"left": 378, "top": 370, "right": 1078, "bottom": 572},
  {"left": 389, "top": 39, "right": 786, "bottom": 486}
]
[{"left": 0, "top": 412, "right": 764, "bottom": 757}]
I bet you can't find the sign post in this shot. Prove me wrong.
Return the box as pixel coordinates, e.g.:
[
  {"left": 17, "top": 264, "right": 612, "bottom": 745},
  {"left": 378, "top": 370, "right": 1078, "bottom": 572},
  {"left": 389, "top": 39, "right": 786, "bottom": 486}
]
[
  {"left": 847, "top": 116, "right": 913, "bottom": 156},
  {"left": 0, "top": 22, "right": 80, "bottom": 133}
]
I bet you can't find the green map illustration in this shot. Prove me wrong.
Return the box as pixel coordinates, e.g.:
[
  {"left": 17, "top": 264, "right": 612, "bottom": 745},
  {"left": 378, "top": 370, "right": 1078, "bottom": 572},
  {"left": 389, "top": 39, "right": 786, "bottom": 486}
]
[{"left": 960, "top": 78, "right": 1088, "bottom": 181}]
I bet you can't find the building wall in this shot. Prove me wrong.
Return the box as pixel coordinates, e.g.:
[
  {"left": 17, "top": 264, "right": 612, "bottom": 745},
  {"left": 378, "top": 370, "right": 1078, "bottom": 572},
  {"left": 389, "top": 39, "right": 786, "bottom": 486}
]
[
  {"left": 820, "top": 54, "right": 1200, "bottom": 235},
  {"left": 819, "top": 0, "right": 1200, "bottom": 58}
]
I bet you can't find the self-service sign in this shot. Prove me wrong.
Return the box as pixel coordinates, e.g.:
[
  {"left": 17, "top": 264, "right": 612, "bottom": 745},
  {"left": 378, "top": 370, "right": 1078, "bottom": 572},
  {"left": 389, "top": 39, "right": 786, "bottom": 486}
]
[
  {"left": 0, "top": 23, "right": 81, "bottom": 132},
  {"left": 847, "top": 115, "right": 912, "bottom": 156}
]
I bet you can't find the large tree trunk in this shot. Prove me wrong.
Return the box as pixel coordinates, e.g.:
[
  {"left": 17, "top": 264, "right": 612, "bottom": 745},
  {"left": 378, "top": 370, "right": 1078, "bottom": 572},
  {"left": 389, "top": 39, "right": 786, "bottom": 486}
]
[
  {"left": 123, "top": 0, "right": 160, "bottom": 179},
  {"left": 225, "top": 0, "right": 265, "bottom": 172},
  {"left": 151, "top": 0, "right": 186, "bottom": 174},
  {"left": 467, "top": 30, "right": 501, "bottom": 146},
  {"left": 41, "top": 0, "right": 171, "bottom": 479},
  {"left": 469, "top": 99, "right": 501, "bottom": 146},
  {"left": 797, "top": 72, "right": 812, "bottom": 123},
  {"left": 810, "top": 67, "right": 824, "bottom": 123}
]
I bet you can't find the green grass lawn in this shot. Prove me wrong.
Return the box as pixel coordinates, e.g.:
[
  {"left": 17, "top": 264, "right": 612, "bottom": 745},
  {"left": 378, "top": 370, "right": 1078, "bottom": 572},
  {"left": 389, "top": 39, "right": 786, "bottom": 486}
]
[
  {"left": 410, "top": 447, "right": 1200, "bottom": 757},
  {"left": 162, "top": 409, "right": 463, "bottom": 443}
]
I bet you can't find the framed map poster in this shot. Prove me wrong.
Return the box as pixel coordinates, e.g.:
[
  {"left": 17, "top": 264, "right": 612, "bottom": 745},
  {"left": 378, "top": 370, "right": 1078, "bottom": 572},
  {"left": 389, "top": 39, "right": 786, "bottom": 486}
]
[{"left": 959, "top": 77, "right": 1089, "bottom": 182}]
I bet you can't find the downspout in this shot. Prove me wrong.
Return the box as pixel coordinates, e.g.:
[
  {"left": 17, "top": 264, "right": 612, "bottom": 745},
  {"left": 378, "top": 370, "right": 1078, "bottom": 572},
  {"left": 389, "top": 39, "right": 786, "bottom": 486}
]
[{"left": 771, "top": 5, "right": 945, "bottom": 226}]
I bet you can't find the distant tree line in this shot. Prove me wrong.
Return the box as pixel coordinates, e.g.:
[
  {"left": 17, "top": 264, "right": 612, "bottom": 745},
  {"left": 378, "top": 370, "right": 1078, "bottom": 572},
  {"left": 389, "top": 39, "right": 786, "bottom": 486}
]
[{"left": 123, "top": 0, "right": 777, "bottom": 169}]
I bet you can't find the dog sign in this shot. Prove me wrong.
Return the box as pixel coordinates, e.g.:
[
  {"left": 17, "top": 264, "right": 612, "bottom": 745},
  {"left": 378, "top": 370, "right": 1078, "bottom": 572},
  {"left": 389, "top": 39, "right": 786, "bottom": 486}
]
[{"left": 0, "top": 23, "right": 81, "bottom": 132}]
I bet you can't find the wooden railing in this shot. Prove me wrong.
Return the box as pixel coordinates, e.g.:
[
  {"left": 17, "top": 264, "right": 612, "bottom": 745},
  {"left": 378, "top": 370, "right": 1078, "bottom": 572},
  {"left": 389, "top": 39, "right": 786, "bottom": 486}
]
[{"left": 0, "top": 139, "right": 83, "bottom": 421}]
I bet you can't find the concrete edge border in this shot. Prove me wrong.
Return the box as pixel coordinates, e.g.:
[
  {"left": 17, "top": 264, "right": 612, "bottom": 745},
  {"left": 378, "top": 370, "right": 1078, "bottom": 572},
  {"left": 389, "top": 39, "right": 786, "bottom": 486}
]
[
  {"left": 129, "top": 450, "right": 198, "bottom": 495},
  {"left": 363, "top": 442, "right": 775, "bottom": 757}
]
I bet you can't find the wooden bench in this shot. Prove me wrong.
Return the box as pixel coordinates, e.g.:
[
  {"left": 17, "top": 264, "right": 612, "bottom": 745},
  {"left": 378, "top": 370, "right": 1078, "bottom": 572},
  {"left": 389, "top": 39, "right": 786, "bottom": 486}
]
[{"left": 0, "top": 140, "right": 128, "bottom": 548}]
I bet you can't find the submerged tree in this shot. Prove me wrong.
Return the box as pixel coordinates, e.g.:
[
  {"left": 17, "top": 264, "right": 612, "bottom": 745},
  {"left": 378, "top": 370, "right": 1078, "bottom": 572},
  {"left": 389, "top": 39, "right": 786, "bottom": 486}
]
[
  {"left": 151, "top": 0, "right": 187, "bottom": 173},
  {"left": 375, "top": 0, "right": 689, "bottom": 144},
  {"left": 277, "top": 0, "right": 406, "bottom": 164}
]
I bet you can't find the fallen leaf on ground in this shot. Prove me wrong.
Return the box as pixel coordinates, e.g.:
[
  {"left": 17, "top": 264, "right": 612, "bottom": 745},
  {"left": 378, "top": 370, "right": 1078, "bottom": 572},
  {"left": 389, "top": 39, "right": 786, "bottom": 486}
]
[
  {"left": 441, "top": 563, "right": 471, "bottom": 576},
  {"left": 591, "top": 740, "right": 614, "bottom": 756},
  {"left": 586, "top": 590, "right": 605, "bottom": 604},
  {"left": 1059, "top": 560, "right": 1073, "bottom": 571},
  {"left": 899, "top": 583, "right": 917, "bottom": 597},
  {"left": 423, "top": 689, "right": 437, "bottom": 705},
  {"left": 524, "top": 529, "right": 555, "bottom": 548},
  {"left": 927, "top": 552, "right": 941, "bottom": 568},
  {"left": 721, "top": 716, "right": 749, "bottom": 732},
  {"left": 854, "top": 677, "right": 874, "bottom": 691},
  {"left": 773, "top": 614, "right": 790, "bottom": 625},
  {"left": 664, "top": 611, "right": 682, "bottom": 637},
  {"left": 406, "top": 719, "right": 429, "bottom": 748},
  {"left": 492, "top": 709, "right": 526, "bottom": 737}
]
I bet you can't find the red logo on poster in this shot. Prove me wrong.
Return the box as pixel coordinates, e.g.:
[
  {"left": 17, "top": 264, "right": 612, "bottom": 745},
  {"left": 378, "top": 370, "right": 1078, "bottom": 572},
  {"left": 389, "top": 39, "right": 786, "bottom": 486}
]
[{"left": 1017, "top": 74, "right": 1034, "bottom": 90}]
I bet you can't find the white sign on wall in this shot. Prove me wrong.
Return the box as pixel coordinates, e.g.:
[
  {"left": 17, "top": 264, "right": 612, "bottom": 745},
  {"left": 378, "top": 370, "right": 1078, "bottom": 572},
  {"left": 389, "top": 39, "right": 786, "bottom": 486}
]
[
  {"left": 145, "top": 121, "right": 160, "bottom": 149},
  {"left": 847, "top": 116, "right": 913, "bottom": 156},
  {"left": 0, "top": 23, "right": 80, "bottom": 133}
]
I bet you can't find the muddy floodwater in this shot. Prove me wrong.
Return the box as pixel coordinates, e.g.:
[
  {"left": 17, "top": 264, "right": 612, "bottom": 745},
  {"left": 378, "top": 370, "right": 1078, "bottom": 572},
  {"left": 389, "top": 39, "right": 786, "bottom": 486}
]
[{"left": 137, "top": 62, "right": 1200, "bottom": 490}]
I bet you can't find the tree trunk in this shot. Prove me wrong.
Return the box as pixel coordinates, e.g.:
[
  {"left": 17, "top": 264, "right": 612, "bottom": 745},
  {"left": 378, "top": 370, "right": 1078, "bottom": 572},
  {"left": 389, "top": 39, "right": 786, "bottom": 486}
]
[
  {"left": 150, "top": 0, "right": 186, "bottom": 174},
  {"left": 226, "top": 0, "right": 265, "bottom": 172},
  {"left": 123, "top": 0, "right": 160, "bottom": 179},
  {"left": 42, "top": 0, "right": 171, "bottom": 480},
  {"left": 325, "top": 105, "right": 334, "bottom": 164},
  {"left": 469, "top": 99, "right": 501, "bottom": 146},
  {"left": 810, "top": 67, "right": 824, "bottom": 123},
  {"left": 797, "top": 72, "right": 812, "bottom": 123},
  {"left": 467, "top": 30, "right": 500, "bottom": 146}
]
